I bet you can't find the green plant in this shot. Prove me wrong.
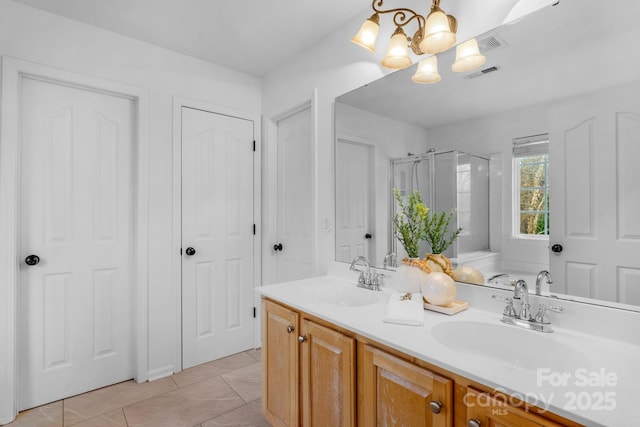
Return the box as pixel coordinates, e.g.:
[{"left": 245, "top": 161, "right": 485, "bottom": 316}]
[
  {"left": 423, "top": 210, "right": 462, "bottom": 254},
  {"left": 392, "top": 188, "right": 428, "bottom": 258}
]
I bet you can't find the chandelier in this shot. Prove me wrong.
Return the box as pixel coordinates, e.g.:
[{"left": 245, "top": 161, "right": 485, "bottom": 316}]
[{"left": 351, "top": 0, "right": 486, "bottom": 84}]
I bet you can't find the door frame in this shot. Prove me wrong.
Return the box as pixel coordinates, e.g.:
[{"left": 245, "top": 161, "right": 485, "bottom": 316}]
[
  {"left": 171, "top": 97, "right": 262, "bottom": 370},
  {"left": 262, "top": 90, "right": 318, "bottom": 287},
  {"left": 0, "top": 56, "right": 150, "bottom": 423}
]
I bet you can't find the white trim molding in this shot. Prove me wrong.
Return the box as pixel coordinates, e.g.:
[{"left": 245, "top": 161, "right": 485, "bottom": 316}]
[
  {"left": 0, "top": 57, "right": 150, "bottom": 423},
  {"left": 171, "top": 96, "right": 262, "bottom": 371}
]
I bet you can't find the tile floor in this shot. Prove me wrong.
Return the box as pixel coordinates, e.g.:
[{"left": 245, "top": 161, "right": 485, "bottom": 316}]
[{"left": 6, "top": 349, "right": 269, "bottom": 427}]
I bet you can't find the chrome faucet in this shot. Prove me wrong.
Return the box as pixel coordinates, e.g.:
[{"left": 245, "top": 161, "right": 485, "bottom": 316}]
[
  {"left": 513, "top": 279, "right": 531, "bottom": 320},
  {"left": 535, "top": 270, "right": 553, "bottom": 295},
  {"left": 349, "top": 256, "right": 381, "bottom": 291},
  {"left": 492, "top": 278, "right": 564, "bottom": 333},
  {"left": 383, "top": 252, "right": 397, "bottom": 269}
]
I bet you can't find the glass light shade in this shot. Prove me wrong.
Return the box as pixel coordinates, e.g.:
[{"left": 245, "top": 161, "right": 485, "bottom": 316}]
[
  {"left": 419, "top": 10, "right": 456, "bottom": 54},
  {"left": 351, "top": 16, "right": 380, "bottom": 53},
  {"left": 381, "top": 30, "right": 412, "bottom": 69},
  {"left": 451, "top": 38, "right": 486, "bottom": 73},
  {"left": 411, "top": 56, "right": 441, "bottom": 84}
]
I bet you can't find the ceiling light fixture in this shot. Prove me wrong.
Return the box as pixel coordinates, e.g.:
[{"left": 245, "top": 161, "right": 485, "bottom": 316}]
[{"left": 351, "top": 0, "right": 486, "bottom": 83}]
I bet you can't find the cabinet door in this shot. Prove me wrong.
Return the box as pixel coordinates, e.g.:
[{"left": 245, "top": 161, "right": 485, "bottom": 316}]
[
  {"left": 465, "top": 387, "right": 564, "bottom": 427},
  {"left": 262, "top": 300, "right": 299, "bottom": 427},
  {"left": 359, "top": 344, "right": 453, "bottom": 427},
  {"left": 300, "top": 319, "right": 356, "bottom": 427}
]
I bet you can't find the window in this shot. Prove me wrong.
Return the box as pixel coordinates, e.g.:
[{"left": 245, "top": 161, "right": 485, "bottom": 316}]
[{"left": 513, "top": 134, "right": 549, "bottom": 237}]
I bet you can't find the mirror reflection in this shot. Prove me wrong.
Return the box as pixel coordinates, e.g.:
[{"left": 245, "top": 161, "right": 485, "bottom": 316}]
[{"left": 335, "top": 0, "right": 640, "bottom": 309}]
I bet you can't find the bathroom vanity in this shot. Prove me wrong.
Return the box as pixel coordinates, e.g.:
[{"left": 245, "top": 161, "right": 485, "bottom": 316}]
[{"left": 259, "top": 273, "right": 640, "bottom": 427}]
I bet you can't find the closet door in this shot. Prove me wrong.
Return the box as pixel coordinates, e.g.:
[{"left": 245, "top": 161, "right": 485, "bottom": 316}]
[
  {"left": 549, "top": 81, "right": 640, "bottom": 305},
  {"left": 181, "top": 107, "right": 255, "bottom": 368},
  {"left": 19, "top": 77, "right": 134, "bottom": 410},
  {"left": 274, "top": 107, "right": 314, "bottom": 282}
]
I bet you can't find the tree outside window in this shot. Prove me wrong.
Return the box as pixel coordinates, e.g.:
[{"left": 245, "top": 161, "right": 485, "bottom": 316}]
[{"left": 513, "top": 135, "right": 549, "bottom": 237}]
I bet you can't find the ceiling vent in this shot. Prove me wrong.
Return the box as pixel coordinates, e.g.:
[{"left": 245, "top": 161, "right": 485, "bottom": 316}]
[
  {"left": 477, "top": 33, "right": 507, "bottom": 53},
  {"left": 463, "top": 65, "right": 501, "bottom": 80}
]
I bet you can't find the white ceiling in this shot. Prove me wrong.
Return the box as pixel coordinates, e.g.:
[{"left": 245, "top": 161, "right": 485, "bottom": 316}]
[
  {"left": 12, "top": 0, "right": 368, "bottom": 77},
  {"left": 337, "top": 0, "right": 640, "bottom": 130}
]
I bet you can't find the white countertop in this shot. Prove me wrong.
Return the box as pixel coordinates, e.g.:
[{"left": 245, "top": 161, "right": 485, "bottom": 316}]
[{"left": 258, "top": 275, "right": 640, "bottom": 427}]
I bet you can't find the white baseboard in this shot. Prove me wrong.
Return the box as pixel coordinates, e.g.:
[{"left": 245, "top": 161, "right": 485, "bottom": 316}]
[{"left": 147, "top": 365, "right": 175, "bottom": 382}]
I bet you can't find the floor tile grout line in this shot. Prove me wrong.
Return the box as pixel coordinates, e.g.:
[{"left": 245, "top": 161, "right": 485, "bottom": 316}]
[
  {"left": 218, "top": 374, "right": 250, "bottom": 405},
  {"left": 121, "top": 407, "right": 130, "bottom": 427},
  {"left": 200, "top": 397, "right": 263, "bottom": 426}
]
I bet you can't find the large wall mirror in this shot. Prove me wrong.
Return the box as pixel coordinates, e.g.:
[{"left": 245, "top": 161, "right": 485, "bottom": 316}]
[{"left": 334, "top": 0, "right": 640, "bottom": 311}]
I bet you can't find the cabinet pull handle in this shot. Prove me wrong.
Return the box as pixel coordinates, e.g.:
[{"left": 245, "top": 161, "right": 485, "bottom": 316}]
[
  {"left": 298, "top": 335, "right": 307, "bottom": 343},
  {"left": 467, "top": 419, "right": 482, "bottom": 427},
  {"left": 286, "top": 325, "right": 295, "bottom": 333},
  {"left": 429, "top": 401, "right": 443, "bottom": 414}
]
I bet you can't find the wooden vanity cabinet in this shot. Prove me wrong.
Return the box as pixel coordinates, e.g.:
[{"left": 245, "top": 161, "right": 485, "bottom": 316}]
[
  {"left": 464, "top": 387, "right": 564, "bottom": 427},
  {"left": 262, "top": 300, "right": 356, "bottom": 427},
  {"left": 262, "top": 300, "right": 300, "bottom": 427},
  {"left": 358, "top": 343, "right": 453, "bottom": 427},
  {"left": 263, "top": 299, "right": 581, "bottom": 427},
  {"left": 300, "top": 319, "right": 356, "bottom": 427}
]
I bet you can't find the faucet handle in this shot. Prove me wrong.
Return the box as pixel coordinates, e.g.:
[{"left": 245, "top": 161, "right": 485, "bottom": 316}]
[
  {"left": 534, "top": 303, "right": 564, "bottom": 324},
  {"left": 357, "top": 271, "right": 366, "bottom": 285},
  {"left": 492, "top": 295, "right": 516, "bottom": 317},
  {"left": 547, "top": 305, "right": 565, "bottom": 313},
  {"left": 372, "top": 273, "right": 384, "bottom": 290}
]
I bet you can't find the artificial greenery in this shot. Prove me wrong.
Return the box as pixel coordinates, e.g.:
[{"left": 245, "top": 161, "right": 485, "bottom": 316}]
[
  {"left": 392, "top": 188, "right": 428, "bottom": 258},
  {"left": 424, "top": 209, "right": 462, "bottom": 254}
]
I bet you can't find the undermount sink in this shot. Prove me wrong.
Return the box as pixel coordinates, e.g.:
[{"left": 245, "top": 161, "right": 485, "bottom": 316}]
[
  {"left": 431, "top": 320, "right": 586, "bottom": 372},
  {"left": 305, "top": 283, "right": 389, "bottom": 307}
]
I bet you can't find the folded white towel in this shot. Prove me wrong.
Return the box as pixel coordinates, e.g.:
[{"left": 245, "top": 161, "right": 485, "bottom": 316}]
[{"left": 383, "top": 292, "right": 424, "bottom": 326}]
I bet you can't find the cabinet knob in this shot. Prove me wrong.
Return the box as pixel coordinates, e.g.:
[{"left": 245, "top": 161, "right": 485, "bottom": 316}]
[
  {"left": 468, "top": 419, "right": 482, "bottom": 427},
  {"left": 429, "top": 401, "right": 443, "bottom": 414},
  {"left": 286, "top": 325, "right": 295, "bottom": 334},
  {"left": 298, "top": 335, "right": 307, "bottom": 343}
]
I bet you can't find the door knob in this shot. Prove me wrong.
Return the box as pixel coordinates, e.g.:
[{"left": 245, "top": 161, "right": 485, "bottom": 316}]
[
  {"left": 429, "top": 401, "right": 443, "bottom": 414},
  {"left": 467, "top": 420, "right": 482, "bottom": 427},
  {"left": 298, "top": 335, "right": 307, "bottom": 343},
  {"left": 551, "top": 244, "right": 563, "bottom": 253},
  {"left": 25, "top": 255, "right": 40, "bottom": 266},
  {"left": 273, "top": 243, "right": 283, "bottom": 251},
  {"left": 286, "top": 325, "right": 295, "bottom": 334},
  {"left": 365, "top": 233, "right": 372, "bottom": 239},
  {"left": 185, "top": 247, "right": 196, "bottom": 256}
]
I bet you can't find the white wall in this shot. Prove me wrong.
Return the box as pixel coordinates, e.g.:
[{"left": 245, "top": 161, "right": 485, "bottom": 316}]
[
  {"left": 0, "top": 0, "right": 261, "bottom": 387},
  {"left": 336, "top": 103, "right": 429, "bottom": 266}
]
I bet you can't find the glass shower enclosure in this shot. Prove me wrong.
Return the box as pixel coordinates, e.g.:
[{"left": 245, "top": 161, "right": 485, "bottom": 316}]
[{"left": 390, "top": 150, "right": 490, "bottom": 260}]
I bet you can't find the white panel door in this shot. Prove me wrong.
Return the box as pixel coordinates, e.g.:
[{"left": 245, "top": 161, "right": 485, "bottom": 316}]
[
  {"left": 335, "top": 140, "right": 373, "bottom": 263},
  {"left": 181, "top": 107, "right": 255, "bottom": 369},
  {"left": 19, "top": 78, "right": 134, "bottom": 410},
  {"left": 275, "top": 107, "right": 314, "bottom": 282},
  {"left": 549, "top": 82, "right": 640, "bottom": 305}
]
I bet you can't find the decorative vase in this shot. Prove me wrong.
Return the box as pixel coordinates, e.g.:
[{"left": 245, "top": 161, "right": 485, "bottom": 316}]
[
  {"left": 393, "top": 258, "right": 430, "bottom": 293},
  {"left": 454, "top": 264, "right": 485, "bottom": 285},
  {"left": 421, "top": 272, "right": 456, "bottom": 306},
  {"left": 425, "top": 253, "right": 455, "bottom": 279}
]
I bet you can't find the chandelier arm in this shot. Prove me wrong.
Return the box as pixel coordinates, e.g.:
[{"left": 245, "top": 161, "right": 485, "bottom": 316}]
[{"left": 371, "top": 0, "right": 425, "bottom": 30}]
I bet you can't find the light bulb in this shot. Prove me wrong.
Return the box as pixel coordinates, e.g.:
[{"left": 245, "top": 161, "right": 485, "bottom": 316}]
[
  {"left": 411, "top": 56, "right": 441, "bottom": 84},
  {"left": 381, "top": 28, "right": 412, "bottom": 69},
  {"left": 351, "top": 14, "right": 380, "bottom": 53},
  {"left": 419, "top": 10, "right": 456, "bottom": 54},
  {"left": 452, "top": 38, "right": 486, "bottom": 73}
]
